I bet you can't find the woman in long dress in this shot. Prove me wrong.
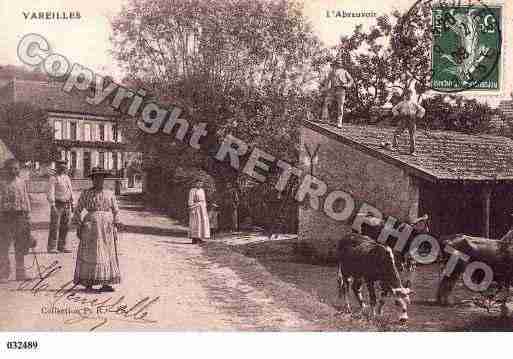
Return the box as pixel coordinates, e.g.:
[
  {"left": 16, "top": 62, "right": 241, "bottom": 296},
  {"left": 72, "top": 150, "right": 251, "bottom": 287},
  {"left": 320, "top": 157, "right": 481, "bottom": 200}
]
[
  {"left": 71, "top": 167, "right": 122, "bottom": 292},
  {"left": 188, "top": 180, "right": 210, "bottom": 244}
]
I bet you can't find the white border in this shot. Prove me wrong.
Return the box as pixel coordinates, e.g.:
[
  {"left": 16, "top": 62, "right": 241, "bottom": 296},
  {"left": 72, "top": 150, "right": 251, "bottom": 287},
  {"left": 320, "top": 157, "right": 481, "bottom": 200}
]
[{"left": 1, "top": 332, "right": 513, "bottom": 359}]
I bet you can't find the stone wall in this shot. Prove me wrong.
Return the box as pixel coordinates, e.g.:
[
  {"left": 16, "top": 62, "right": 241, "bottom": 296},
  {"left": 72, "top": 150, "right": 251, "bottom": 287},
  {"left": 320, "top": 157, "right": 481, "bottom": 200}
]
[{"left": 298, "top": 123, "right": 419, "bottom": 261}]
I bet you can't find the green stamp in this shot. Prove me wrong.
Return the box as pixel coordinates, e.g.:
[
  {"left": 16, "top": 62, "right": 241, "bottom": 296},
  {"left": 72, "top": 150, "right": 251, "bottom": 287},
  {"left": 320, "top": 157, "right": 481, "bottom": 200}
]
[{"left": 431, "top": 4, "right": 502, "bottom": 92}]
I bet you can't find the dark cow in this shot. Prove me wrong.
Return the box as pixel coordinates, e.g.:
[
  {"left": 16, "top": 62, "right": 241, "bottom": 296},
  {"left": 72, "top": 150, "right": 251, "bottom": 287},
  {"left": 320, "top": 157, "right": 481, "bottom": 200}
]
[
  {"left": 354, "top": 214, "right": 431, "bottom": 285},
  {"left": 337, "top": 233, "right": 413, "bottom": 321},
  {"left": 437, "top": 232, "right": 513, "bottom": 315}
]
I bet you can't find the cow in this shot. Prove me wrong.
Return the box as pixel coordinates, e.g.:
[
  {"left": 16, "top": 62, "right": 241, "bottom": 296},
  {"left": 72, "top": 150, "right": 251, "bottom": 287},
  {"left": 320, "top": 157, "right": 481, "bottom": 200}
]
[
  {"left": 337, "top": 233, "right": 413, "bottom": 322},
  {"left": 354, "top": 213, "right": 431, "bottom": 286},
  {"left": 437, "top": 232, "right": 513, "bottom": 316}
]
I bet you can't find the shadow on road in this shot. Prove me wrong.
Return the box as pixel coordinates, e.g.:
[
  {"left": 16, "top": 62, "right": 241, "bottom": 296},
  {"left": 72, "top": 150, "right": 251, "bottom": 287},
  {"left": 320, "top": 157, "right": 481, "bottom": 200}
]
[
  {"left": 120, "top": 224, "right": 188, "bottom": 238},
  {"left": 158, "top": 240, "right": 193, "bottom": 246}
]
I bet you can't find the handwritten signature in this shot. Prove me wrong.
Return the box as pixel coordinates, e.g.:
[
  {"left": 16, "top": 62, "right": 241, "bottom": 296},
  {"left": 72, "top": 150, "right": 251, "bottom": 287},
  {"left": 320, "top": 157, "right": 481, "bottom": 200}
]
[{"left": 17, "top": 260, "right": 160, "bottom": 331}]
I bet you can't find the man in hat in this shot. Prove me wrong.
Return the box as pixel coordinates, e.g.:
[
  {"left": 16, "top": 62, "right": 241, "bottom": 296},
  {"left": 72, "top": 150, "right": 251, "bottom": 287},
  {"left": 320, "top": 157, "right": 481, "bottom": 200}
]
[
  {"left": 392, "top": 90, "right": 426, "bottom": 155},
  {"left": 0, "top": 159, "right": 33, "bottom": 282},
  {"left": 321, "top": 59, "right": 354, "bottom": 128},
  {"left": 47, "top": 159, "right": 74, "bottom": 253}
]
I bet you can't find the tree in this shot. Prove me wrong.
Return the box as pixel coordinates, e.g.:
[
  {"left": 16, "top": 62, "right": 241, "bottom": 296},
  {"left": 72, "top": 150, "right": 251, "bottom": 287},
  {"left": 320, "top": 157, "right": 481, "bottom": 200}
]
[
  {"left": 421, "top": 94, "right": 495, "bottom": 134},
  {"left": 111, "top": 0, "right": 319, "bottom": 157},
  {"left": 338, "top": 18, "right": 398, "bottom": 118},
  {"left": 0, "top": 102, "right": 55, "bottom": 163},
  {"left": 313, "top": 9, "right": 432, "bottom": 121},
  {"left": 111, "top": 0, "right": 319, "bottom": 229}
]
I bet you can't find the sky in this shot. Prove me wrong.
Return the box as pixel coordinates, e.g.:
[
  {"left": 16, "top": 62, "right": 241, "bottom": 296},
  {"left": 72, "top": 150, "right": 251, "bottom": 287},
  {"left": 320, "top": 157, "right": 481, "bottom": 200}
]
[{"left": 0, "top": 0, "right": 511, "bottom": 105}]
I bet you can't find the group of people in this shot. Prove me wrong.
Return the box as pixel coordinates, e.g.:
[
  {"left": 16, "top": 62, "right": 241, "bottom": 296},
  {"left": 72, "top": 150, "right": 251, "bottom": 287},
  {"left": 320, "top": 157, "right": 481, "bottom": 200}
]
[
  {"left": 0, "top": 59, "right": 425, "bottom": 287},
  {"left": 1, "top": 160, "right": 224, "bottom": 289},
  {"left": 0, "top": 159, "right": 122, "bottom": 293},
  {"left": 321, "top": 57, "right": 425, "bottom": 155}
]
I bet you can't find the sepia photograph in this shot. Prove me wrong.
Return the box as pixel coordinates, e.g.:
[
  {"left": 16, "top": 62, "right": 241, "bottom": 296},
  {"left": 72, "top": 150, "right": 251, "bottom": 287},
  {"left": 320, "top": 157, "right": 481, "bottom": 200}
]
[{"left": 1, "top": 0, "right": 513, "bottom": 356}]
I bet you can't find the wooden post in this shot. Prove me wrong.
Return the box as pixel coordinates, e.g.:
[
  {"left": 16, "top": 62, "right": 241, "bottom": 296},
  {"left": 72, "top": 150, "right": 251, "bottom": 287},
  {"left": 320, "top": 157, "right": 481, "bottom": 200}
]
[{"left": 482, "top": 186, "right": 493, "bottom": 238}]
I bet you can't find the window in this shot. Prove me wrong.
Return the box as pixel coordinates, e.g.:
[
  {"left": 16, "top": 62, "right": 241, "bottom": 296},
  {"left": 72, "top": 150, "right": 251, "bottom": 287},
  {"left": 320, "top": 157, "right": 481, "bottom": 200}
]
[
  {"left": 70, "top": 122, "right": 77, "bottom": 141},
  {"left": 113, "top": 124, "right": 119, "bottom": 142},
  {"left": 84, "top": 123, "right": 91, "bottom": 141},
  {"left": 63, "top": 121, "right": 69, "bottom": 139},
  {"left": 117, "top": 152, "right": 123, "bottom": 170},
  {"left": 98, "top": 152, "right": 105, "bottom": 168},
  {"left": 105, "top": 152, "right": 112, "bottom": 170},
  {"left": 92, "top": 124, "right": 98, "bottom": 141},
  {"left": 70, "top": 151, "right": 77, "bottom": 169},
  {"left": 54, "top": 120, "right": 62, "bottom": 140},
  {"left": 99, "top": 124, "right": 105, "bottom": 141},
  {"left": 105, "top": 123, "right": 112, "bottom": 142},
  {"left": 113, "top": 152, "right": 118, "bottom": 171}
]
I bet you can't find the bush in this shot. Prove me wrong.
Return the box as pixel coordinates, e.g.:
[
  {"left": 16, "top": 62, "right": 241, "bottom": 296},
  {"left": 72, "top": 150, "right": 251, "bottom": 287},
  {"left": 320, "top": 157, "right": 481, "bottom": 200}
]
[{"left": 421, "top": 95, "right": 495, "bottom": 134}]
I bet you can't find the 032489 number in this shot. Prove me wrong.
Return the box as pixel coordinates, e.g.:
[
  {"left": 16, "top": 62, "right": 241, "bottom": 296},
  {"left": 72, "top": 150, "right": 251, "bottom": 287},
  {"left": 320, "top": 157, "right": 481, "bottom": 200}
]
[{"left": 6, "top": 340, "right": 38, "bottom": 350}]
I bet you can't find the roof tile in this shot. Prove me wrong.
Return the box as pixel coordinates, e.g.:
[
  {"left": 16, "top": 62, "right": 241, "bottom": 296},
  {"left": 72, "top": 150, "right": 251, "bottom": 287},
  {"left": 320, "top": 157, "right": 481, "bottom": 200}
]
[
  {"left": 306, "top": 121, "right": 513, "bottom": 182},
  {"left": 11, "top": 79, "right": 120, "bottom": 117}
]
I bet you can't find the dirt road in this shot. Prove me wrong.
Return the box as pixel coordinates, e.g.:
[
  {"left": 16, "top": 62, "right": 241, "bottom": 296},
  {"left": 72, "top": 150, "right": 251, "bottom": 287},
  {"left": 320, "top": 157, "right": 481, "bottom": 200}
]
[
  {"left": 2, "top": 193, "right": 510, "bottom": 331},
  {"left": 0, "top": 194, "right": 342, "bottom": 331}
]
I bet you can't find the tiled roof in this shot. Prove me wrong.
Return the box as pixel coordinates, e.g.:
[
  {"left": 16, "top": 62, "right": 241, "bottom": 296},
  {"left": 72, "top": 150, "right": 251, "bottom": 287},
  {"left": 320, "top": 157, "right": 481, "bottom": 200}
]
[
  {"left": 305, "top": 121, "right": 513, "bottom": 183},
  {"left": 8, "top": 79, "right": 120, "bottom": 117}
]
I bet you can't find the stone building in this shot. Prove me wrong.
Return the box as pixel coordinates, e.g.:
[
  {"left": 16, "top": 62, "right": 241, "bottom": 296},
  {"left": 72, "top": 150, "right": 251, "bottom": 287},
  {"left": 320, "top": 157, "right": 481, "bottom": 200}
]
[
  {"left": 300, "top": 121, "right": 513, "bottom": 260},
  {"left": 0, "top": 79, "right": 129, "bottom": 178}
]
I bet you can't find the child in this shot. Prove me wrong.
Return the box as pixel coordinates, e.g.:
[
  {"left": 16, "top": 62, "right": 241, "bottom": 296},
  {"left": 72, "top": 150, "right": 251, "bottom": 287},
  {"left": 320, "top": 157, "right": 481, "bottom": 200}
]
[{"left": 208, "top": 203, "right": 219, "bottom": 240}]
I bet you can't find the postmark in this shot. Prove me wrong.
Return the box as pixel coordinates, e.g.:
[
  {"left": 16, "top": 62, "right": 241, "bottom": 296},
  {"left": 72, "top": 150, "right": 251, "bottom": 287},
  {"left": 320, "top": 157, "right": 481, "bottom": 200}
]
[{"left": 401, "top": 0, "right": 503, "bottom": 93}]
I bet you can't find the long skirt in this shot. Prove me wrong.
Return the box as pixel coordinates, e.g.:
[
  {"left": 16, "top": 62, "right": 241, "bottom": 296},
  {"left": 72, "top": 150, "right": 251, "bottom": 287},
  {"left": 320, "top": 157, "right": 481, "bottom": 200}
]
[
  {"left": 189, "top": 202, "right": 210, "bottom": 239},
  {"left": 74, "top": 211, "right": 121, "bottom": 286}
]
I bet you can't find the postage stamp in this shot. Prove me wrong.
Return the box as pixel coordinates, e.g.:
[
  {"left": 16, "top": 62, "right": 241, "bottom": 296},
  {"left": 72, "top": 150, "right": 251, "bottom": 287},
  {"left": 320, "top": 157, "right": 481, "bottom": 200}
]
[{"left": 431, "top": 2, "right": 503, "bottom": 92}]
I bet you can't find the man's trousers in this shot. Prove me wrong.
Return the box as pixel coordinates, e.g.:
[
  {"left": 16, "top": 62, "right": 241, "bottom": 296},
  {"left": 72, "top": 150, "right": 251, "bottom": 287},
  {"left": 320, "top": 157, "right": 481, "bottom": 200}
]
[
  {"left": 0, "top": 212, "right": 30, "bottom": 280},
  {"left": 47, "top": 201, "right": 71, "bottom": 251}
]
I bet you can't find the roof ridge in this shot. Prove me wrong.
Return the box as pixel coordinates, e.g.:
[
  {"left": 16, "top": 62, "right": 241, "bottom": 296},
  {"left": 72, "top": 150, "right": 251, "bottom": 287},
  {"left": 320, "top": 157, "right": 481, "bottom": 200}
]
[{"left": 339, "top": 121, "right": 513, "bottom": 142}]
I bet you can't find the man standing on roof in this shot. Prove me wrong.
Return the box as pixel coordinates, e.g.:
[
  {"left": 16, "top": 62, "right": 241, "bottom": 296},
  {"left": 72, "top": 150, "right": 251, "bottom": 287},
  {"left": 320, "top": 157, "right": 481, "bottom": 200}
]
[
  {"left": 392, "top": 89, "right": 426, "bottom": 155},
  {"left": 321, "top": 58, "right": 354, "bottom": 128}
]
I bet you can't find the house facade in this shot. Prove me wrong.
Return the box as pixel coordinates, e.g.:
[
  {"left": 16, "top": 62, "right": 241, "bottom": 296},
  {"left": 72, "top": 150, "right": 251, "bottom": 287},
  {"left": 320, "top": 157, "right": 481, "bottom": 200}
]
[
  {"left": 0, "top": 79, "right": 130, "bottom": 179},
  {"left": 48, "top": 112, "right": 125, "bottom": 178},
  {"left": 300, "top": 121, "right": 513, "bottom": 260}
]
